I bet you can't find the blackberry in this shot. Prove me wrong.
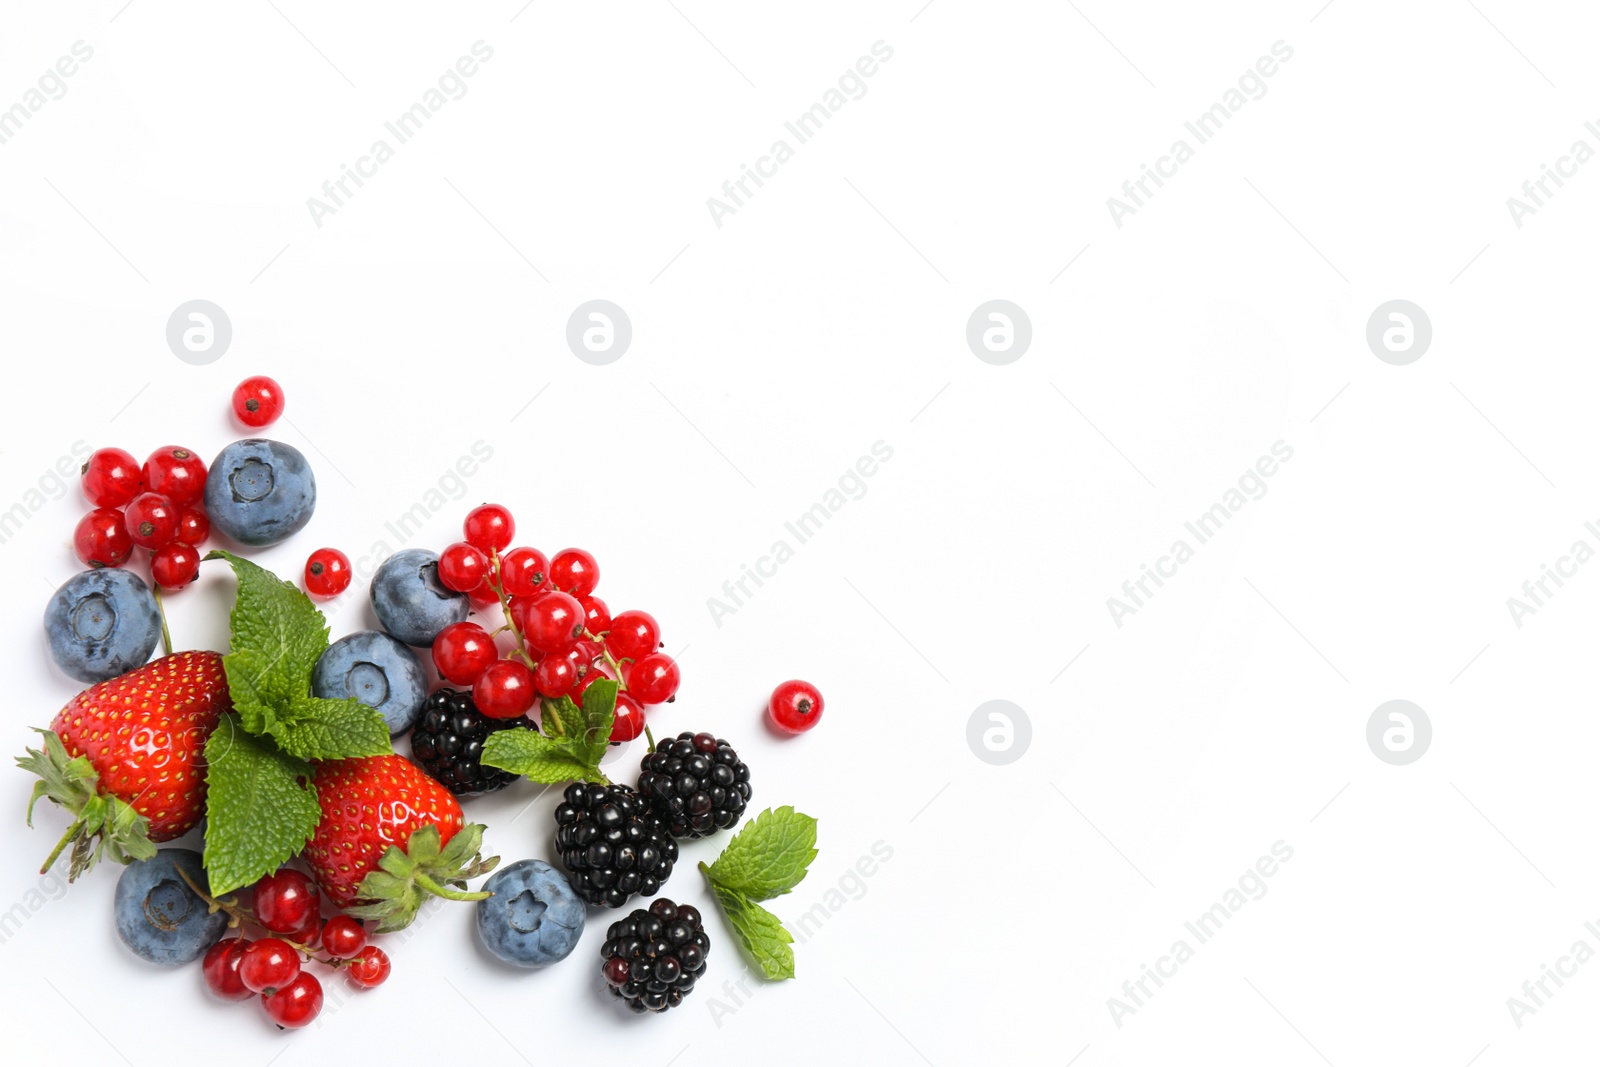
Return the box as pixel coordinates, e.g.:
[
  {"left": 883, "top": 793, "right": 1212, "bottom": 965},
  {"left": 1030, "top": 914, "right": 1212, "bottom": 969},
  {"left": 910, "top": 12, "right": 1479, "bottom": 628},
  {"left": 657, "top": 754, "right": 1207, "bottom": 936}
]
[
  {"left": 637, "top": 731, "right": 752, "bottom": 839},
  {"left": 408, "top": 688, "right": 533, "bottom": 796},
  {"left": 600, "top": 898, "right": 708, "bottom": 1013},
  {"left": 555, "top": 783, "right": 679, "bottom": 908}
]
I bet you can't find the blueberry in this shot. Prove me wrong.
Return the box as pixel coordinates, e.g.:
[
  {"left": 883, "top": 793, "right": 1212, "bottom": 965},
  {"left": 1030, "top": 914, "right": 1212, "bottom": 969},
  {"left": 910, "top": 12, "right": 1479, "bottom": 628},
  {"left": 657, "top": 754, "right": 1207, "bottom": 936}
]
[
  {"left": 203, "top": 439, "right": 316, "bottom": 547},
  {"left": 43, "top": 569, "right": 161, "bottom": 683},
  {"left": 371, "top": 549, "right": 468, "bottom": 647},
  {"left": 312, "top": 630, "right": 428, "bottom": 735},
  {"left": 476, "top": 859, "right": 586, "bottom": 968},
  {"left": 114, "top": 849, "right": 228, "bottom": 965}
]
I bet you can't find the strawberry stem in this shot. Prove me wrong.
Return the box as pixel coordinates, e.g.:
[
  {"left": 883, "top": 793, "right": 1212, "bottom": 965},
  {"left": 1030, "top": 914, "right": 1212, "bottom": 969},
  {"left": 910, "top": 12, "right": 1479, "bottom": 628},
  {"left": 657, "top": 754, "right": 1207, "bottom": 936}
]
[
  {"left": 38, "top": 819, "right": 80, "bottom": 875},
  {"left": 413, "top": 872, "right": 490, "bottom": 903}
]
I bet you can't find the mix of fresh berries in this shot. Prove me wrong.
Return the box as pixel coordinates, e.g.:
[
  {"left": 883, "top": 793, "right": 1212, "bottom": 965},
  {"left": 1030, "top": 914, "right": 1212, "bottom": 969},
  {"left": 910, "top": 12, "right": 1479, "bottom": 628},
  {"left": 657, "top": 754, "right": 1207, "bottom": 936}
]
[
  {"left": 637, "top": 732, "right": 752, "bottom": 840},
  {"left": 409, "top": 688, "right": 534, "bottom": 796},
  {"left": 554, "top": 783, "right": 679, "bottom": 908},
  {"left": 600, "top": 899, "right": 708, "bottom": 1013}
]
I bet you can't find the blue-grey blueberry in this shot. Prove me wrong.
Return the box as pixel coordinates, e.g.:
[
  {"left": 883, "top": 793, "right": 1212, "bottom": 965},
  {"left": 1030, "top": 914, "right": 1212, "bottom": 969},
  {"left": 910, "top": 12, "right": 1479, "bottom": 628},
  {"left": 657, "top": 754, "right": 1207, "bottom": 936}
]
[
  {"left": 476, "top": 859, "right": 586, "bottom": 968},
  {"left": 203, "top": 439, "right": 316, "bottom": 547},
  {"left": 44, "top": 568, "right": 162, "bottom": 683},
  {"left": 312, "top": 630, "right": 429, "bottom": 735},
  {"left": 114, "top": 848, "right": 228, "bottom": 965},
  {"left": 371, "top": 548, "right": 468, "bottom": 647}
]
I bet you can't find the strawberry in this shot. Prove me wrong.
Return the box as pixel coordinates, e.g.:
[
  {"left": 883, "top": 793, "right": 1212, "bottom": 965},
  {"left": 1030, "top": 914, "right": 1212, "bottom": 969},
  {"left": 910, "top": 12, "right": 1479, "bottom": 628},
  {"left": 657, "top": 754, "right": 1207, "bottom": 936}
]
[
  {"left": 18, "top": 650, "right": 230, "bottom": 880},
  {"left": 302, "top": 755, "right": 498, "bottom": 931}
]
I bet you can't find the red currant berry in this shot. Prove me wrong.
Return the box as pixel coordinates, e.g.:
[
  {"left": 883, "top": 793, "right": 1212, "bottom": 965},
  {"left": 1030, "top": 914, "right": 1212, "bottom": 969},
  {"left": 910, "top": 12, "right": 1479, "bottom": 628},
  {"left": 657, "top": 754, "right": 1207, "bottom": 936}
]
[
  {"left": 346, "top": 945, "right": 391, "bottom": 989},
  {"left": 499, "top": 547, "right": 548, "bottom": 597},
  {"left": 303, "top": 548, "right": 351, "bottom": 598},
  {"left": 463, "top": 504, "right": 514, "bottom": 553},
  {"left": 572, "top": 664, "right": 614, "bottom": 703},
  {"left": 571, "top": 639, "right": 604, "bottom": 671},
  {"left": 261, "top": 972, "right": 323, "bottom": 1028},
  {"left": 290, "top": 913, "right": 324, "bottom": 949},
  {"left": 253, "top": 869, "right": 319, "bottom": 933},
  {"left": 239, "top": 938, "right": 301, "bottom": 994},
  {"left": 151, "top": 542, "right": 201, "bottom": 590},
  {"left": 768, "top": 679, "right": 824, "bottom": 733},
  {"left": 439, "top": 541, "right": 489, "bottom": 593},
  {"left": 533, "top": 654, "right": 578, "bottom": 698},
  {"left": 73, "top": 508, "right": 133, "bottom": 568},
  {"left": 628, "top": 653, "right": 680, "bottom": 705},
  {"left": 124, "top": 492, "right": 180, "bottom": 550},
  {"left": 609, "top": 692, "right": 646, "bottom": 743},
  {"left": 432, "top": 622, "right": 499, "bottom": 686},
  {"left": 606, "top": 610, "right": 660, "bottom": 662},
  {"left": 474, "top": 659, "right": 536, "bottom": 718},
  {"left": 80, "top": 447, "right": 142, "bottom": 508},
  {"left": 321, "top": 916, "right": 368, "bottom": 959},
  {"left": 232, "top": 375, "right": 285, "bottom": 429},
  {"left": 549, "top": 548, "right": 599, "bottom": 596},
  {"left": 202, "top": 938, "right": 256, "bottom": 1001},
  {"left": 141, "top": 446, "right": 207, "bottom": 507},
  {"left": 578, "top": 595, "right": 610, "bottom": 637},
  {"left": 523, "top": 592, "right": 585, "bottom": 654},
  {"left": 468, "top": 581, "right": 501, "bottom": 608},
  {"left": 176, "top": 507, "right": 210, "bottom": 546}
]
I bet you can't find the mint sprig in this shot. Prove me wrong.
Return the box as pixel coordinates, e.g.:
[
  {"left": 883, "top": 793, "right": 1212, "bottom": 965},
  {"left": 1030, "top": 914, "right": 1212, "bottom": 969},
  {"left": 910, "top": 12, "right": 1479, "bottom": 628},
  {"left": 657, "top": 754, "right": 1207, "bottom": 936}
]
[
  {"left": 480, "top": 677, "right": 616, "bottom": 785},
  {"left": 200, "top": 552, "right": 393, "bottom": 895},
  {"left": 699, "top": 806, "right": 819, "bottom": 980}
]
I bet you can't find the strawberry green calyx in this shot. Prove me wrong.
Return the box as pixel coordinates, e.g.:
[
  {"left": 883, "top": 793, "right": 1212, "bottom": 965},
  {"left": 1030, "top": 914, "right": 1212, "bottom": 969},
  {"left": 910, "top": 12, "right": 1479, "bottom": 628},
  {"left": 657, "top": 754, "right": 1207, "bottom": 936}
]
[
  {"left": 343, "top": 823, "right": 499, "bottom": 933},
  {"left": 17, "top": 729, "right": 157, "bottom": 881}
]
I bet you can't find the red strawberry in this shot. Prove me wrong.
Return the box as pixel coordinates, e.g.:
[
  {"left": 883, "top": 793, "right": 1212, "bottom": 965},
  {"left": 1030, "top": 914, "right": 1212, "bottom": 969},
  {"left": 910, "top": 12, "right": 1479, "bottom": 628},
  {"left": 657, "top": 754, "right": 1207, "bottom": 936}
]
[
  {"left": 19, "top": 650, "right": 230, "bottom": 880},
  {"left": 302, "top": 755, "right": 497, "bottom": 931}
]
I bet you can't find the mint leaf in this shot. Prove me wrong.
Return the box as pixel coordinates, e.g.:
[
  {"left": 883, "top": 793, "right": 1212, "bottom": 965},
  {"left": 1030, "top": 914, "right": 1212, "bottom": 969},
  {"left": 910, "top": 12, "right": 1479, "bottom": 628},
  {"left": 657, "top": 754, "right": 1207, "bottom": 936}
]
[
  {"left": 269, "top": 695, "right": 392, "bottom": 761},
  {"left": 706, "top": 806, "right": 818, "bottom": 900},
  {"left": 202, "top": 715, "right": 321, "bottom": 895},
  {"left": 576, "top": 678, "right": 617, "bottom": 765},
  {"left": 480, "top": 728, "right": 609, "bottom": 785},
  {"left": 704, "top": 876, "right": 796, "bottom": 980}
]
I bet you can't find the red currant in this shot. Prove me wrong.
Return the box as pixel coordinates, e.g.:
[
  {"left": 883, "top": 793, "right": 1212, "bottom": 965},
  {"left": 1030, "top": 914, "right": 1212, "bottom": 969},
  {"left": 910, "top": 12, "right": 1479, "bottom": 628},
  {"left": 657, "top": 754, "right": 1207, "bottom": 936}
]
[
  {"left": 579, "top": 595, "right": 610, "bottom": 636},
  {"left": 463, "top": 504, "right": 514, "bottom": 553},
  {"left": 432, "top": 622, "right": 498, "bottom": 685},
  {"left": 176, "top": 507, "right": 210, "bottom": 546},
  {"left": 439, "top": 541, "right": 489, "bottom": 593},
  {"left": 80, "top": 447, "right": 142, "bottom": 508},
  {"left": 151, "top": 542, "right": 201, "bottom": 590},
  {"left": 606, "top": 610, "right": 660, "bottom": 662},
  {"left": 290, "top": 913, "right": 324, "bottom": 949},
  {"left": 261, "top": 972, "right": 323, "bottom": 1028},
  {"left": 523, "top": 591, "right": 585, "bottom": 654},
  {"left": 73, "top": 508, "right": 133, "bottom": 568},
  {"left": 253, "top": 869, "right": 319, "bottom": 933},
  {"left": 239, "top": 938, "right": 301, "bottom": 994},
  {"left": 571, "top": 639, "right": 605, "bottom": 671},
  {"left": 321, "top": 916, "right": 368, "bottom": 959},
  {"left": 533, "top": 654, "right": 578, "bottom": 698},
  {"left": 549, "top": 548, "right": 599, "bottom": 596},
  {"left": 468, "top": 581, "right": 501, "bottom": 608},
  {"left": 202, "top": 938, "right": 256, "bottom": 1001},
  {"left": 768, "top": 679, "right": 824, "bottom": 733},
  {"left": 475, "top": 659, "right": 536, "bottom": 718},
  {"left": 303, "top": 548, "right": 352, "bottom": 598},
  {"left": 609, "top": 692, "right": 646, "bottom": 743},
  {"left": 628, "top": 653, "right": 680, "bottom": 705},
  {"left": 124, "top": 492, "right": 179, "bottom": 550},
  {"left": 346, "top": 945, "right": 391, "bottom": 989},
  {"left": 141, "top": 446, "right": 207, "bottom": 507},
  {"left": 232, "top": 375, "right": 285, "bottom": 428},
  {"left": 499, "top": 547, "right": 548, "bottom": 597}
]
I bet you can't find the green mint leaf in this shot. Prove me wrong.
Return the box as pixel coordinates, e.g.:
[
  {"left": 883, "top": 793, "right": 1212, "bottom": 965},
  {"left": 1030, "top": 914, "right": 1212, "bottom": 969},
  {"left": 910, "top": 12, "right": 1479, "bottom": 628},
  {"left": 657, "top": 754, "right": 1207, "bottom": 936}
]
[
  {"left": 269, "top": 695, "right": 392, "bottom": 761},
  {"left": 480, "top": 727, "right": 608, "bottom": 785},
  {"left": 706, "top": 806, "right": 819, "bottom": 901},
  {"left": 540, "top": 693, "right": 584, "bottom": 739},
  {"left": 576, "top": 678, "right": 617, "bottom": 766},
  {"left": 201, "top": 715, "right": 321, "bottom": 895},
  {"left": 702, "top": 875, "right": 796, "bottom": 980}
]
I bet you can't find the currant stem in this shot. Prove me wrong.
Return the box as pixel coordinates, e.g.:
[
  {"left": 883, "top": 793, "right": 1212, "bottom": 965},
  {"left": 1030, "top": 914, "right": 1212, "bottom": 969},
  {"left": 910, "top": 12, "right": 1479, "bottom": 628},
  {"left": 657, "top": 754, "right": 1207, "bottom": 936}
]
[
  {"left": 173, "top": 867, "right": 351, "bottom": 968},
  {"left": 153, "top": 587, "right": 173, "bottom": 657},
  {"left": 488, "top": 550, "right": 531, "bottom": 663}
]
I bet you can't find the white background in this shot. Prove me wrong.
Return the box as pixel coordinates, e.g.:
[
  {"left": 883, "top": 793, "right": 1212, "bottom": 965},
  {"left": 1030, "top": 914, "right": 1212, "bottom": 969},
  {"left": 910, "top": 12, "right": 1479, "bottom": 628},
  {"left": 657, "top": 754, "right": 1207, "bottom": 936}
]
[{"left": 1, "top": 1, "right": 1597, "bottom": 1063}]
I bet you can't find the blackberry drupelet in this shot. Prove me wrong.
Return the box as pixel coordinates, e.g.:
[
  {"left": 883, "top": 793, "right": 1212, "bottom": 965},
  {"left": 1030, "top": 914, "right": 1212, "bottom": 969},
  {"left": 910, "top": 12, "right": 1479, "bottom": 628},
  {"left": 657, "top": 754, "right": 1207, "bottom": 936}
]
[
  {"left": 637, "top": 731, "right": 752, "bottom": 839},
  {"left": 408, "top": 687, "right": 533, "bottom": 796},
  {"left": 600, "top": 898, "right": 708, "bottom": 1013},
  {"left": 554, "top": 783, "right": 678, "bottom": 908}
]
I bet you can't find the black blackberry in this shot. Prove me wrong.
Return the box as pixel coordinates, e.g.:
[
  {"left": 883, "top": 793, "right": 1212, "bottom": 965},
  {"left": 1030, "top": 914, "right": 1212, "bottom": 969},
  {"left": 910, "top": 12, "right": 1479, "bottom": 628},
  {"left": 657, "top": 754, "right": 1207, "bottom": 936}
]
[
  {"left": 554, "top": 783, "right": 679, "bottom": 908},
  {"left": 600, "top": 898, "right": 708, "bottom": 1013},
  {"left": 408, "top": 688, "right": 533, "bottom": 796},
  {"left": 637, "top": 731, "right": 752, "bottom": 839}
]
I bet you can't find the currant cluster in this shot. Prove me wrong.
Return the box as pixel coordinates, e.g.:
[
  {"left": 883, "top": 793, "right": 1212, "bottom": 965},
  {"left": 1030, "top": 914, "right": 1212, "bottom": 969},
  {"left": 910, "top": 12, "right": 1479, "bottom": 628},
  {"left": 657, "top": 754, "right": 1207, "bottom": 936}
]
[
  {"left": 200, "top": 867, "right": 391, "bottom": 1029},
  {"left": 429, "top": 503, "right": 681, "bottom": 742}
]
